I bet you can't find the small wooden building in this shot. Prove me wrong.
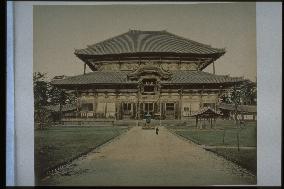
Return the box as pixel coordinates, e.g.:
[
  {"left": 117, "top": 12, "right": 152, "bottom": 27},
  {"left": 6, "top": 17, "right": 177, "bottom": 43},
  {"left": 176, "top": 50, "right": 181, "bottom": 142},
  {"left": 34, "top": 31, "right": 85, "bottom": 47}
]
[
  {"left": 191, "top": 107, "right": 222, "bottom": 129},
  {"left": 52, "top": 30, "right": 246, "bottom": 120},
  {"left": 218, "top": 103, "right": 257, "bottom": 121}
]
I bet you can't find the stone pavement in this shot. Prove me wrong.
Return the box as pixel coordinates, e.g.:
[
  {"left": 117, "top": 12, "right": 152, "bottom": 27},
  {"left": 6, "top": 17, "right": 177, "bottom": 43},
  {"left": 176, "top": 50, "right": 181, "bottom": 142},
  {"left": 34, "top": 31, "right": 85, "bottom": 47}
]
[{"left": 41, "top": 126, "right": 256, "bottom": 186}]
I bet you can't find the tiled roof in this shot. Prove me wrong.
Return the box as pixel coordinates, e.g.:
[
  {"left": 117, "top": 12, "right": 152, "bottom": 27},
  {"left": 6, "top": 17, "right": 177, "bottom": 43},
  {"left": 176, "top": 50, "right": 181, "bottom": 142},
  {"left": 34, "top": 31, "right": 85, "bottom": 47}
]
[
  {"left": 52, "top": 71, "right": 244, "bottom": 86},
  {"left": 52, "top": 71, "right": 136, "bottom": 85},
  {"left": 191, "top": 107, "right": 222, "bottom": 117},
  {"left": 75, "top": 30, "right": 225, "bottom": 56},
  {"left": 45, "top": 103, "right": 77, "bottom": 112},
  {"left": 218, "top": 103, "right": 256, "bottom": 113},
  {"left": 165, "top": 71, "right": 243, "bottom": 84}
]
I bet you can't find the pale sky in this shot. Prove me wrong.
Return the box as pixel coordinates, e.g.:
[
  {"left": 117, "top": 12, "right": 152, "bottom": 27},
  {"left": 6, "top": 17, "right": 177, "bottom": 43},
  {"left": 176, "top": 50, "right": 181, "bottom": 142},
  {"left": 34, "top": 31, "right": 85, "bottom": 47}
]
[{"left": 34, "top": 3, "right": 256, "bottom": 81}]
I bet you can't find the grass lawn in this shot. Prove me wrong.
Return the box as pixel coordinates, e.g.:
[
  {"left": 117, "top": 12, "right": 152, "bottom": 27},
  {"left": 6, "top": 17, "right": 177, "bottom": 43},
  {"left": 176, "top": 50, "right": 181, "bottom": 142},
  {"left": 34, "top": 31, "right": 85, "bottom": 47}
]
[
  {"left": 206, "top": 148, "right": 257, "bottom": 175},
  {"left": 170, "top": 120, "right": 256, "bottom": 147},
  {"left": 35, "top": 126, "right": 128, "bottom": 181},
  {"left": 168, "top": 119, "right": 257, "bottom": 175}
]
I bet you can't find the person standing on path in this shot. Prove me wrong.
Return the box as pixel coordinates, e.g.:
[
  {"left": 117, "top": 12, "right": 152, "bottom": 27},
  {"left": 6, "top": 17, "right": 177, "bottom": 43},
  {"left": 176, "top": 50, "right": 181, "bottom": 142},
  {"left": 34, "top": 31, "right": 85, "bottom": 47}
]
[{"left": 155, "top": 127, "right": 159, "bottom": 135}]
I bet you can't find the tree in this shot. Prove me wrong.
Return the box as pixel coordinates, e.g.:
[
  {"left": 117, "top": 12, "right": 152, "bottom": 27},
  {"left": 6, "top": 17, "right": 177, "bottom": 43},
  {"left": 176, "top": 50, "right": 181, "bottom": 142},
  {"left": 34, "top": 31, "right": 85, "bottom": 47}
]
[
  {"left": 48, "top": 83, "right": 78, "bottom": 123},
  {"left": 220, "top": 80, "right": 256, "bottom": 106},
  {"left": 231, "top": 80, "right": 256, "bottom": 123},
  {"left": 48, "top": 85, "right": 68, "bottom": 105},
  {"left": 48, "top": 76, "right": 77, "bottom": 106},
  {"left": 33, "top": 72, "right": 51, "bottom": 129},
  {"left": 219, "top": 80, "right": 256, "bottom": 151},
  {"left": 34, "top": 72, "right": 49, "bottom": 107},
  {"left": 220, "top": 93, "right": 232, "bottom": 104},
  {"left": 34, "top": 72, "right": 78, "bottom": 127},
  {"left": 240, "top": 81, "right": 257, "bottom": 105}
]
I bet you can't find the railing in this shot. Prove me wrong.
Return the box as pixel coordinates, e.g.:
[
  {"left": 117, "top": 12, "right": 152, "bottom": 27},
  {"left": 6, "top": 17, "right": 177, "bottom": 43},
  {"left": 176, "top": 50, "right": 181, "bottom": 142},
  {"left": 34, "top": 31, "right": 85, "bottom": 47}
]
[
  {"left": 80, "top": 112, "right": 94, "bottom": 118},
  {"left": 67, "top": 111, "right": 116, "bottom": 119}
]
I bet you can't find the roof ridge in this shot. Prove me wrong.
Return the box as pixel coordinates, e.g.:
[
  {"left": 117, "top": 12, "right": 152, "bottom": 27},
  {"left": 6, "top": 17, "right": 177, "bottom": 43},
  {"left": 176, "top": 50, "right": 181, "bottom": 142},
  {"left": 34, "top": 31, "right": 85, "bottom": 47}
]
[{"left": 129, "top": 29, "right": 167, "bottom": 33}]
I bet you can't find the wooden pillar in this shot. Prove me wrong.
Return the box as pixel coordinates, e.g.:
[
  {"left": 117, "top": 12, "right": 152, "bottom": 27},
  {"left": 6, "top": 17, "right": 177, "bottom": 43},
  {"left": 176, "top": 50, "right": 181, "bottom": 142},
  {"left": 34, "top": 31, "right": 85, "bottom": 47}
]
[
  {"left": 179, "top": 88, "right": 182, "bottom": 120},
  {"left": 59, "top": 89, "right": 64, "bottom": 124},
  {"left": 75, "top": 88, "right": 79, "bottom": 118},
  {"left": 104, "top": 102, "right": 107, "bottom": 118},
  {"left": 200, "top": 86, "right": 204, "bottom": 109},
  {"left": 83, "top": 63, "right": 86, "bottom": 75},
  {"left": 120, "top": 102, "right": 123, "bottom": 120},
  {"left": 59, "top": 102, "right": 62, "bottom": 124},
  {"left": 159, "top": 99, "right": 162, "bottom": 127},
  {"left": 218, "top": 85, "right": 222, "bottom": 109},
  {"left": 139, "top": 102, "right": 141, "bottom": 119},
  {"left": 174, "top": 102, "right": 177, "bottom": 120},
  {"left": 119, "top": 57, "right": 122, "bottom": 70},
  {"left": 116, "top": 102, "right": 120, "bottom": 120},
  {"left": 132, "top": 103, "right": 135, "bottom": 119},
  {"left": 93, "top": 91, "right": 97, "bottom": 118},
  {"left": 233, "top": 84, "right": 238, "bottom": 126},
  {"left": 164, "top": 102, "right": 166, "bottom": 118},
  {"left": 115, "top": 89, "right": 119, "bottom": 120},
  {"left": 136, "top": 101, "right": 140, "bottom": 124},
  {"left": 136, "top": 102, "right": 138, "bottom": 120}
]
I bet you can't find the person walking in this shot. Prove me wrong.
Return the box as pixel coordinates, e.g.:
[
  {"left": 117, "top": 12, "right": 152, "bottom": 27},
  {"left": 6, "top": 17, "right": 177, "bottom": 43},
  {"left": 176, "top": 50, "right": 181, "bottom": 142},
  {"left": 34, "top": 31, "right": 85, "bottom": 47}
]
[{"left": 155, "top": 127, "right": 159, "bottom": 135}]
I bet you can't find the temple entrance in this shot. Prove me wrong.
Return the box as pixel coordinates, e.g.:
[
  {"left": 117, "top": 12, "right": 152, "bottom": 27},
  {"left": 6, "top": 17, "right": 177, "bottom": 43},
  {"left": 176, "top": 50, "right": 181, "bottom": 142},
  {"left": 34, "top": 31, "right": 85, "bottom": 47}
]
[
  {"left": 142, "top": 102, "right": 154, "bottom": 118},
  {"left": 164, "top": 102, "right": 176, "bottom": 119},
  {"left": 119, "top": 101, "right": 178, "bottom": 120},
  {"left": 121, "top": 102, "right": 135, "bottom": 119},
  {"left": 137, "top": 102, "right": 177, "bottom": 120}
]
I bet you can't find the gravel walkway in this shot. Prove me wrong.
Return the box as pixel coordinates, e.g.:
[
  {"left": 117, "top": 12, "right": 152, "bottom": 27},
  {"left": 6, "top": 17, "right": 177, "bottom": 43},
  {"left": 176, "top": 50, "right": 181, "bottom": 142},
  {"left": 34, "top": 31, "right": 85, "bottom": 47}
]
[{"left": 41, "top": 126, "right": 256, "bottom": 186}]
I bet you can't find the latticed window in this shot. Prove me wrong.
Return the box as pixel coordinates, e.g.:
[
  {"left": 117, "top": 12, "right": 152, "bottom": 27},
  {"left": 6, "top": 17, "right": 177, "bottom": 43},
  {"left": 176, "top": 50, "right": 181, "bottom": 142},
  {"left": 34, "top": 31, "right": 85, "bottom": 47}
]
[
  {"left": 123, "top": 103, "right": 131, "bottom": 111},
  {"left": 184, "top": 107, "right": 190, "bottom": 112},
  {"left": 144, "top": 103, "right": 154, "bottom": 112},
  {"left": 142, "top": 79, "right": 156, "bottom": 94},
  {"left": 81, "top": 103, "right": 93, "bottom": 111},
  {"left": 166, "top": 103, "right": 175, "bottom": 111}
]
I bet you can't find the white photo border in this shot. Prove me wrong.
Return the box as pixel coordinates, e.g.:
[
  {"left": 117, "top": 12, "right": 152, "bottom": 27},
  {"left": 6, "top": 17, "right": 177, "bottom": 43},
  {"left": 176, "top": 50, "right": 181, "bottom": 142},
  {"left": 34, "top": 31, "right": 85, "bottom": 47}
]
[{"left": 8, "top": 1, "right": 282, "bottom": 186}]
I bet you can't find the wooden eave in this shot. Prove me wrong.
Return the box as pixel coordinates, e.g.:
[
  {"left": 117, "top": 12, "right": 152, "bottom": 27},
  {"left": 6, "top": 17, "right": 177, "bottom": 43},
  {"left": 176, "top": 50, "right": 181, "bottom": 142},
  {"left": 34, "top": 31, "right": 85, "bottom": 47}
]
[{"left": 75, "top": 51, "right": 225, "bottom": 71}]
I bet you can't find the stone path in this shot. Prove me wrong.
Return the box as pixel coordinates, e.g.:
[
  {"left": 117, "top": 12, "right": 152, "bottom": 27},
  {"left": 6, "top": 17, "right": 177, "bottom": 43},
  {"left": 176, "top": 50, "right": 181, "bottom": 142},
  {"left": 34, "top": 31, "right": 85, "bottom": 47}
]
[{"left": 41, "top": 126, "right": 256, "bottom": 186}]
